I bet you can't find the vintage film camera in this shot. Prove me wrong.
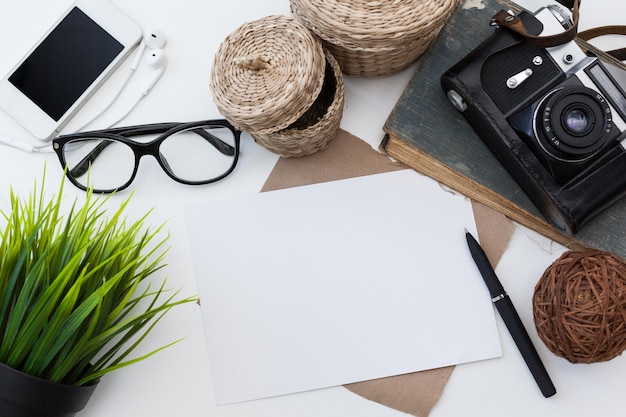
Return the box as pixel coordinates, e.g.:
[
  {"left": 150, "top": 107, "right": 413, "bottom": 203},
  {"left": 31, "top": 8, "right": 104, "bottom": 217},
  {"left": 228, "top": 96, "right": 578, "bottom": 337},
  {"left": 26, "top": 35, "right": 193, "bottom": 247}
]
[{"left": 441, "top": 4, "right": 626, "bottom": 234}]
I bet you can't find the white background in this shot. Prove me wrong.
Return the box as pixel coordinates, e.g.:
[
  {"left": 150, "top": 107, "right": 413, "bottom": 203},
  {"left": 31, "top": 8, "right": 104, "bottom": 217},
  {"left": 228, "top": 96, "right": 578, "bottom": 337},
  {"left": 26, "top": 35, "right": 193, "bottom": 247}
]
[{"left": 0, "top": 1, "right": 624, "bottom": 416}]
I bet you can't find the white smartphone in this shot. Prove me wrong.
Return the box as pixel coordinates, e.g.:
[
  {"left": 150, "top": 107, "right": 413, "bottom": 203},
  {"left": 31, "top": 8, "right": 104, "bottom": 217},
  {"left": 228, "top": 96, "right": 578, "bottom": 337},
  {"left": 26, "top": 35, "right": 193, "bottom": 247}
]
[{"left": 0, "top": 0, "right": 142, "bottom": 140}]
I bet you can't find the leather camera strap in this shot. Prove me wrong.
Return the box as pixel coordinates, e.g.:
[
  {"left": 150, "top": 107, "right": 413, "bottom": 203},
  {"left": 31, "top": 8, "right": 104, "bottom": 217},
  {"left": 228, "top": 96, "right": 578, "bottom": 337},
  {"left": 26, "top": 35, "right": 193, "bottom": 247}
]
[
  {"left": 578, "top": 25, "right": 626, "bottom": 60},
  {"left": 492, "top": 0, "right": 580, "bottom": 48}
]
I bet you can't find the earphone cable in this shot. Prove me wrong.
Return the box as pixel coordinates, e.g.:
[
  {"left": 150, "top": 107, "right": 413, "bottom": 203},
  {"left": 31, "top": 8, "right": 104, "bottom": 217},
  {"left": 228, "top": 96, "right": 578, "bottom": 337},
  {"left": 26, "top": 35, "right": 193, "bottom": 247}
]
[{"left": 75, "top": 65, "right": 136, "bottom": 132}]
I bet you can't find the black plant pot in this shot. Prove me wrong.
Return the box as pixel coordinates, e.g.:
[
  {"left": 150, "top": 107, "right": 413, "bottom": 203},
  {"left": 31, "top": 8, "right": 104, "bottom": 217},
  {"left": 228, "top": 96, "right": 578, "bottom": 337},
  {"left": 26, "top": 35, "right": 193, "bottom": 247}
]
[{"left": 0, "top": 362, "right": 98, "bottom": 417}]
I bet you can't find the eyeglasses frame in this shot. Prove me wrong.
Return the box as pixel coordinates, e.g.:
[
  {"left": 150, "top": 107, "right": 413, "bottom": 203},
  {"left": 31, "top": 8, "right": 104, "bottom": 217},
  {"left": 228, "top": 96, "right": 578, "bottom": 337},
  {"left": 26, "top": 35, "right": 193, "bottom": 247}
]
[{"left": 52, "top": 119, "right": 241, "bottom": 193}]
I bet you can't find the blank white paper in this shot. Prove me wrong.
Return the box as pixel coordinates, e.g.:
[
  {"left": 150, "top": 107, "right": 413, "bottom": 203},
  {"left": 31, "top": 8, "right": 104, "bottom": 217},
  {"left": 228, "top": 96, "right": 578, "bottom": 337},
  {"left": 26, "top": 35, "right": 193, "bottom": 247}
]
[{"left": 186, "top": 170, "right": 502, "bottom": 405}]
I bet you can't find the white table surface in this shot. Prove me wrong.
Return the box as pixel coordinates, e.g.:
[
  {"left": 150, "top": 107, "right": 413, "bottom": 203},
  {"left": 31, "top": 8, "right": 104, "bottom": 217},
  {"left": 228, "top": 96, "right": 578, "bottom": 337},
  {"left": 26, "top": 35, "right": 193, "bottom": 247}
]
[{"left": 0, "top": 1, "right": 624, "bottom": 416}]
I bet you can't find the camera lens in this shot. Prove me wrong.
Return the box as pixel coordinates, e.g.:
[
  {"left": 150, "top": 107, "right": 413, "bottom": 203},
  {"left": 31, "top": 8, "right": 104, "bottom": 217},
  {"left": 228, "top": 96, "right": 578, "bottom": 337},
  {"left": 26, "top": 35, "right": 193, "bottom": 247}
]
[
  {"left": 536, "top": 86, "right": 612, "bottom": 162},
  {"left": 562, "top": 105, "right": 594, "bottom": 136}
]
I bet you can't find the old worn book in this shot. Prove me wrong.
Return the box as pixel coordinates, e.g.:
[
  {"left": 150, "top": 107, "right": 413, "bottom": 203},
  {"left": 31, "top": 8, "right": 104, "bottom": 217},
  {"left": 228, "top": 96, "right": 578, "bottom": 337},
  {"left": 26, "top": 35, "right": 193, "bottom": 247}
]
[{"left": 382, "top": 0, "right": 626, "bottom": 258}]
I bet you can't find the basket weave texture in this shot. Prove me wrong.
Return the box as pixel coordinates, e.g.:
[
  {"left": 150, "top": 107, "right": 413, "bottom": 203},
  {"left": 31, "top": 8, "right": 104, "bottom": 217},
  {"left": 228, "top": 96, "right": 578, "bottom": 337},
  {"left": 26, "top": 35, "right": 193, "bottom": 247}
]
[
  {"left": 211, "top": 15, "right": 344, "bottom": 157},
  {"left": 290, "top": 0, "right": 460, "bottom": 77},
  {"left": 533, "top": 250, "right": 626, "bottom": 364},
  {"left": 251, "top": 49, "right": 344, "bottom": 157}
]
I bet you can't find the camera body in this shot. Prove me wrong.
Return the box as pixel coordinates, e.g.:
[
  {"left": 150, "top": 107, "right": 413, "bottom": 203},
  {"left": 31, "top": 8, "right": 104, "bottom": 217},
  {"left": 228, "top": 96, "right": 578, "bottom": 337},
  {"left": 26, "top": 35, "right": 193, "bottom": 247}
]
[{"left": 442, "top": 6, "right": 626, "bottom": 234}]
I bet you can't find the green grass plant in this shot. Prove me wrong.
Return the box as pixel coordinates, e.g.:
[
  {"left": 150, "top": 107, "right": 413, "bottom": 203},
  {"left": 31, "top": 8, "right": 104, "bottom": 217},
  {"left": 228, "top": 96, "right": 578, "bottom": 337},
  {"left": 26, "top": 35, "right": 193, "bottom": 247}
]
[{"left": 0, "top": 177, "right": 196, "bottom": 386}]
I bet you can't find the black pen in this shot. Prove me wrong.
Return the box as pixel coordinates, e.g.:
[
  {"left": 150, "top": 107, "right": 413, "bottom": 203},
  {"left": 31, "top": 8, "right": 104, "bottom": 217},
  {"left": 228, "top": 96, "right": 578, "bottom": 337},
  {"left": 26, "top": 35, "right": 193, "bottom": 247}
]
[{"left": 465, "top": 230, "right": 556, "bottom": 398}]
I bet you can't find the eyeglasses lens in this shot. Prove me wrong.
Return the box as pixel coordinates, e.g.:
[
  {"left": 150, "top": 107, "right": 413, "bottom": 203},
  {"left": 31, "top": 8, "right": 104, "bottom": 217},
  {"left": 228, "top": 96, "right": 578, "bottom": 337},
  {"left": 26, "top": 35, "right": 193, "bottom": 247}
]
[
  {"left": 63, "top": 139, "right": 135, "bottom": 192},
  {"left": 62, "top": 124, "right": 237, "bottom": 192},
  {"left": 159, "top": 125, "right": 237, "bottom": 182}
]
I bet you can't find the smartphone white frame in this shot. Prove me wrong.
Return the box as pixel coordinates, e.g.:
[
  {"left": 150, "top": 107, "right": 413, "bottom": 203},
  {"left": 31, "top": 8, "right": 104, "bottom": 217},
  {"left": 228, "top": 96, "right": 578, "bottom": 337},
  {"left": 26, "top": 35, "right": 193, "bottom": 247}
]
[{"left": 0, "top": 0, "right": 142, "bottom": 140}]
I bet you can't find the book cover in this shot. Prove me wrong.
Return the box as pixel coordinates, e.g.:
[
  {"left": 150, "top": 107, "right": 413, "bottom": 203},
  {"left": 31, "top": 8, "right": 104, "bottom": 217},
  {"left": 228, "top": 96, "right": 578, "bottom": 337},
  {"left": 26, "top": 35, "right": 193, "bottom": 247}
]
[{"left": 382, "top": 0, "right": 626, "bottom": 258}]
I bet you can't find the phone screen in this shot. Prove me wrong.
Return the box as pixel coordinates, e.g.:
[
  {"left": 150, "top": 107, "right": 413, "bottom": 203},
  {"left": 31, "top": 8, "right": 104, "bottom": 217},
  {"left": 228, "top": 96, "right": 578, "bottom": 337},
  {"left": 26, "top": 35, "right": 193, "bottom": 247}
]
[{"left": 8, "top": 7, "right": 124, "bottom": 121}]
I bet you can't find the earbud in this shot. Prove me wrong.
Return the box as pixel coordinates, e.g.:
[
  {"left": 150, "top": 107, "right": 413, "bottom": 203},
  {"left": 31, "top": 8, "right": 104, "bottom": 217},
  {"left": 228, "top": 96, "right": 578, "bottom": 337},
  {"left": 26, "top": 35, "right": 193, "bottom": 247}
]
[
  {"left": 127, "top": 28, "right": 168, "bottom": 96},
  {"left": 144, "top": 28, "right": 167, "bottom": 49},
  {"left": 140, "top": 47, "right": 168, "bottom": 95},
  {"left": 131, "top": 28, "right": 167, "bottom": 71}
]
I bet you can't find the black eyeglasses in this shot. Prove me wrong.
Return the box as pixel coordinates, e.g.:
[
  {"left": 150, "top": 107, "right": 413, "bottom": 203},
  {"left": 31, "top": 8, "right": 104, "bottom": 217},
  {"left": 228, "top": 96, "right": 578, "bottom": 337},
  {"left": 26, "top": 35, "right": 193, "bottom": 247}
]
[{"left": 53, "top": 119, "right": 241, "bottom": 193}]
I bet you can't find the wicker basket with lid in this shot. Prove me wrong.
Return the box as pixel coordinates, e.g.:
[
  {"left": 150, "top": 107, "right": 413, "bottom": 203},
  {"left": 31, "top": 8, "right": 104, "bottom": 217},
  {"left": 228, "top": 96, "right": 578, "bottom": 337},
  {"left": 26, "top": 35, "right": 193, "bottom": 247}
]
[
  {"left": 290, "top": 0, "right": 460, "bottom": 77},
  {"left": 210, "top": 15, "right": 344, "bottom": 157}
]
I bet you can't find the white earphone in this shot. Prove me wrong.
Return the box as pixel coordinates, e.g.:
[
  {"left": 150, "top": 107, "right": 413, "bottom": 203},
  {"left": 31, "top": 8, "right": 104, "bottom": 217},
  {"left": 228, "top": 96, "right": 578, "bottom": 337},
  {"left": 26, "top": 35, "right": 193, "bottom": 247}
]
[
  {"left": 131, "top": 28, "right": 167, "bottom": 72},
  {"left": 140, "top": 47, "right": 168, "bottom": 96},
  {"left": 127, "top": 28, "right": 168, "bottom": 97}
]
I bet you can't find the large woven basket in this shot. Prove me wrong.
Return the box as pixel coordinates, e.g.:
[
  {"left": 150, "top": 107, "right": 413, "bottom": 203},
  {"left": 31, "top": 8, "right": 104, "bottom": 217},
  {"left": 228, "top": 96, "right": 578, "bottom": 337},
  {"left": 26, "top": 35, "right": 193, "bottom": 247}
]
[
  {"left": 210, "top": 15, "right": 344, "bottom": 157},
  {"left": 290, "top": 0, "right": 460, "bottom": 77}
]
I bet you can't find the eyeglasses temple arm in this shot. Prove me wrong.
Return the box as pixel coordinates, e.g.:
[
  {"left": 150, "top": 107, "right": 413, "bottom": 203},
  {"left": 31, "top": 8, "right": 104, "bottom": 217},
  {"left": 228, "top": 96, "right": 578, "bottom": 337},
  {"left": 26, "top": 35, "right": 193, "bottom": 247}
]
[
  {"left": 68, "top": 140, "right": 112, "bottom": 178},
  {"left": 191, "top": 128, "right": 236, "bottom": 156}
]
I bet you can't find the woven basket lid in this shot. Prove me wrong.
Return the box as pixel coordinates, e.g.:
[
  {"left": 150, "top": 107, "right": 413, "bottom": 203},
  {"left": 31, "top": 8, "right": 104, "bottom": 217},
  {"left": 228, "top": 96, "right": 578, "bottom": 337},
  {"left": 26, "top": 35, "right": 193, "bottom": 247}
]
[
  {"left": 211, "top": 15, "right": 327, "bottom": 134},
  {"left": 290, "top": 0, "right": 458, "bottom": 48}
]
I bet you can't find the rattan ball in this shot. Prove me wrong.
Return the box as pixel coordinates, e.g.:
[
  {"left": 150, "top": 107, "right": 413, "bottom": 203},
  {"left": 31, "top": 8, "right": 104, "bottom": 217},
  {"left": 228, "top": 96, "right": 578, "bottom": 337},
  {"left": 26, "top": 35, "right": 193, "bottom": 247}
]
[{"left": 533, "top": 250, "right": 626, "bottom": 364}]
